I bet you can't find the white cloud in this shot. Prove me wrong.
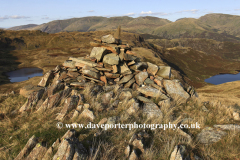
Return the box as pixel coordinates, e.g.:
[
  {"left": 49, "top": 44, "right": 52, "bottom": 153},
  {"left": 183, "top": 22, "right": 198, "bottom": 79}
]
[
  {"left": 0, "top": 15, "right": 30, "bottom": 20},
  {"left": 42, "top": 17, "right": 49, "bottom": 19},
  {"left": 140, "top": 11, "right": 153, "bottom": 15},
  {"left": 124, "top": 12, "right": 135, "bottom": 16},
  {"left": 88, "top": 10, "right": 94, "bottom": 12},
  {"left": 9, "top": 15, "right": 30, "bottom": 19},
  {"left": 235, "top": 9, "right": 240, "bottom": 11},
  {"left": 140, "top": 11, "right": 169, "bottom": 16},
  {"left": 176, "top": 9, "right": 199, "bottom": 14}
]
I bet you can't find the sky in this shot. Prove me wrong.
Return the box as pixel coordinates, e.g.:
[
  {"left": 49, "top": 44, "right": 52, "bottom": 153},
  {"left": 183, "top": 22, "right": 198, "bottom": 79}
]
[{"left": 0, "top": 0, "right": 240, "bottom": 28}]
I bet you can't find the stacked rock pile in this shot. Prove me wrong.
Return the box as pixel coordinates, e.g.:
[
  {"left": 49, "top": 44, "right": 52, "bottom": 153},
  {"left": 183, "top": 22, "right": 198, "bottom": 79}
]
[{"left": 16, "top": 33, "right": 200, "bottom": 160}]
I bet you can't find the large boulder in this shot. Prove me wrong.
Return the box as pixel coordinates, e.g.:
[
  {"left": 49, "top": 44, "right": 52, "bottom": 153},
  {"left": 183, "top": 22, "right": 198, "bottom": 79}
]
[
  {"left": 196, "top": 127, "right": 227, "bottom": 144},
  {"left": 163, "top": 80, "right": 190, "bottom": 102},
  {"left": 137, "top": 86, "right": 168, "bottom": 99},
  {"left": 103, "top": 53, "right": 119, "bottom": 65},
  {"left": 90, "top": 47, "right": 108, "bottom": 62},
  {"left": 157, "top": 66, "right": 171, "bottom": 79}
]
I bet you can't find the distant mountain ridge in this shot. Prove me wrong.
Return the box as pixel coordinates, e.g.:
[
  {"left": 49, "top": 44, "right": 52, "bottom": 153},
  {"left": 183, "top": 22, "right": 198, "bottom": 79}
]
[
  {"left": 7, "top": 24, "right": 38, "bottom": 31},
  {"left": 6, "top": 14, "right": 240, "bottom": 41}
]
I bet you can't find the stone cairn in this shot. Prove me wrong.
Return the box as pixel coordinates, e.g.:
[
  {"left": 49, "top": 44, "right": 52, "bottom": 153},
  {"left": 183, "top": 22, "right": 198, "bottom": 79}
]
[{"left": 16, "top": 32, "right": 199, "bottom": 160}]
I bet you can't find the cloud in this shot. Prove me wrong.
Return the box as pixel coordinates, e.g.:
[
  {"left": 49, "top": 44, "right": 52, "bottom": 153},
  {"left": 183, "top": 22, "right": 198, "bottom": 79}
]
[
  {"left": 235, "top": 9, "right": 240, "bottom": 11},
  {"left": 88, "top": 10, "right": 94, "bottom": 12},
  {"left": 42, "top": 17, "right": 49, "bottom": 19},
  {"left": 140, "top": 11, "right": 169, "bottom": 16},
  {"left": 9, "top": 15, "right": 30, "bottom": 19},
  {"left": 124, "top": 12, "right": 135, "bottom": 16},
  {"left": 140, "top": 11, "right": 153, "bottom": 15},
  {"left": 0, "top": 15, "right": 30, "bottom": 20},
  {"left": 176, "top": 9, "right": 199, "bottom": 14}
]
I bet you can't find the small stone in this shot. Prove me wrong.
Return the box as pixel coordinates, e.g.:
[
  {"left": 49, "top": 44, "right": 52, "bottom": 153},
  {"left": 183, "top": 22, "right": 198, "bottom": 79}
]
[
  {"left": 130, "top": 62, "right": 148, "bottom": 71},
  {"left": 196, "top": 127, "right": 227, "bottom": 144},
  {"left": 202, "top": 105, "right": 209, "bottom": 112},
  {"left": 143, "top": 103, "right": 163, "bottom": 119},
  {"left": 72, "top": 110, "right": 80, "bottom": 119},
  {"left": 38, "top": 71, "right": 54, "bottom": 87},
  {"left": 106, "top": 116, "right": 118, "bottom": 125},
  {"left": 124, "top": 78, "right": 135, "bottom": 88},
  {"left": 136, "top": 96, "right": 153, "bottom": 103},
  {"left": 137, "top": 86, "right": 168, "bottom": 99},
  {"left": 127, "top": 99, "right": 139, "bottom": 115},
  {"left": 101, "top": 34, "right": 116, "bottom": 44},
  {"left": 157, "top": 66, "right": 171, "bottom": 79},
  {"left": 125, "top": 145, "right": 131, "bottom": 157},
  {"left": 100, "top": 76, "right": 107, "bottom": 84},
  {"left": 103, "top": 53, "right": 119, "bottom": 65},
  {"left": 144, "top": 78, "right": 154, "bottom": 85},
  {"left": 90, "top": 47, "right": 108, "bottom": 62},
  {"left": 233, "top": 111, "right": 240, "bottom": 121},
  {"left": 98, "top": 118, "right": 108, "bottom": 125},
  {"left": 82, "top": 69, "right": 100, "bottom": 80},
  {"left": 135, "top": 72, "right": 148, "bottom": 85},
  {"left": 119, "top": 91, "right": 132, "bottom": 100},
  {"left": 213, "top": 124, "right": 240, "bottom": 131},
  {"left": 129, "top": 149, "right": 139, "bottom": 160},
  {"left": 120, "top": 63, "right": 132, "bottom": 75},
  {"left": 147, "top": 62, "right": 159, "bottom": 75},
  {"left": 63, "top": 60, "right": 76, "bottom": 68},
  {"left": 170, "top": 145, "right": 190, "bottom": 160},
  {"left": 102, "top": 91, "right": 114, "bottom": 104},
  {"left": 79, "top": 109, "right": 95, "bottom": 122},
  {"left": 154, "top": 78, "right": 162, "bottom": 86},
  {"left": 158, "top": 98, "right": 171, "bottom": 107},
  {"left": 105, "top": 72, "right": 120, "bottom": 78},
  {"left": 119, "top": 74, "right": 134, "bottom": 84}
]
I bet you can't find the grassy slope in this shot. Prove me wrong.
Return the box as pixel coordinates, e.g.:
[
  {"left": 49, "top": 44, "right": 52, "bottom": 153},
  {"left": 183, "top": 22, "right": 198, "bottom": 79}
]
[
  {"left": 152, "top": 17, "right": 240, "bottom": 42},
  {"left": 9, "top": 16, "right": 171, "bottom": 35},
  {"left": 147, "top": 38, "right": 240, "bottom": 87},
  {"left": 7, "top": 24, "right": 38, "bottom": 31},
  {"left": 199, "top": 13, "right": 240, "bottom": 37}
]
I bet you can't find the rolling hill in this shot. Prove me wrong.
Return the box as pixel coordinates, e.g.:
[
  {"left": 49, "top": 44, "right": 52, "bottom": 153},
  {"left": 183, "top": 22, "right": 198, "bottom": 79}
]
[
  {"left": 6, "top": 13, "right": 240, "bottom": 42},
  {"left": 16, "top": 16, "right": 171, "bottom": 34}
]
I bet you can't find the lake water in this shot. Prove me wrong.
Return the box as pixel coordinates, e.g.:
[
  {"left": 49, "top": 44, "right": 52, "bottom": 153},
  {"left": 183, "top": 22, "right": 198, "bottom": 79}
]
[
  {"left": 6, "top": 68, "right": 43, "bottom": 83},
  {"left": 205, "top": 72, "right": 240, "bottom": 85}
]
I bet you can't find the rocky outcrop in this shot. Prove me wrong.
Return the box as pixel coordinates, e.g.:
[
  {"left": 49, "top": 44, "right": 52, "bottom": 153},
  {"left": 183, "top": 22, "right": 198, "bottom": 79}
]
[
  {"left": 14, "top": 33, "right": 200, "bottom": 159},
  {"left": 15, "top": 135, "right": 38, "bottom": 160}
]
